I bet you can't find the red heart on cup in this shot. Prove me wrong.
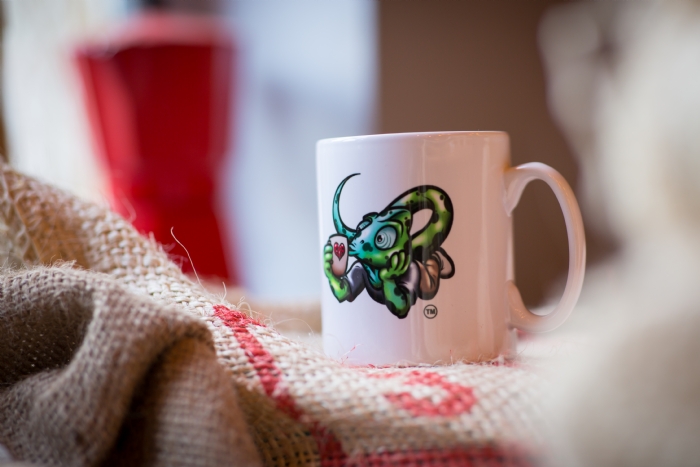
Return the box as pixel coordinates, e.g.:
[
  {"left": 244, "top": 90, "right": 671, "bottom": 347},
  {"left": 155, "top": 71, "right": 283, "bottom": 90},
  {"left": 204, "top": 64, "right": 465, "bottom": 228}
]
[{"left": 333, "top": 242, "right": 345, "bottom": 260}]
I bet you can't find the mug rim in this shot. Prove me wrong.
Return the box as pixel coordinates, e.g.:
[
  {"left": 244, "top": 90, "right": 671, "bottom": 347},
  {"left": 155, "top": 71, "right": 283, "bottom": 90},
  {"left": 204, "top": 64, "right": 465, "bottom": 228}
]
[{"left": 317, "top": 130, "right": 508, "bottom": 147}]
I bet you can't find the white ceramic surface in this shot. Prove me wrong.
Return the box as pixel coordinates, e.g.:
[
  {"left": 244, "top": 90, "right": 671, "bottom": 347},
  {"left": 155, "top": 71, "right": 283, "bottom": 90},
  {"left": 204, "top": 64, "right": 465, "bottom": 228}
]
[{"left": 316, "top": 131, "right": 585, "bottom": 365}]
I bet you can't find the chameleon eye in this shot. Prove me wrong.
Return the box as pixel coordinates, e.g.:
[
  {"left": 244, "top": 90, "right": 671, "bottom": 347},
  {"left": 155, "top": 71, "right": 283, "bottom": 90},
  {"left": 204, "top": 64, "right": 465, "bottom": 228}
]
[{"left": 374, "top": 226, "right": 397, "bottom": 250}]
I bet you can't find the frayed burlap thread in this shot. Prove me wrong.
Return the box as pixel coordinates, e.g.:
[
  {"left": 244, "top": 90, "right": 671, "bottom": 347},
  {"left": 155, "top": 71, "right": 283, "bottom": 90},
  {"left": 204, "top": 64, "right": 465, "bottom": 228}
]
[
  {"left": 0, "top": 266, "right": 261, "bottom": 467},
  {"left": 0, "top": 164, "right": 545, "bottom": 466}
]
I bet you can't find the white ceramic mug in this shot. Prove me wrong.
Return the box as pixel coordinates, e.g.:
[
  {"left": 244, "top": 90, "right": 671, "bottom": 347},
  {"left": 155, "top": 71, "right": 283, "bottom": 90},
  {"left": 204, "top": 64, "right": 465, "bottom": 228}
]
[{"left": 316, "top": 132, "right": 585, "bottom": 365}]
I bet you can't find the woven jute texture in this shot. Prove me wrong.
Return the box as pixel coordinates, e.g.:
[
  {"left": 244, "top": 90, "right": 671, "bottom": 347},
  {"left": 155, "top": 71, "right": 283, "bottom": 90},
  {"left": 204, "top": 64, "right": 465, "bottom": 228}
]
[
  {"left": 0, "top": 267, "right": 261, "bottom": 467},
  {"left": 0, "top": 164, "right": 546, "bottom": 466}
]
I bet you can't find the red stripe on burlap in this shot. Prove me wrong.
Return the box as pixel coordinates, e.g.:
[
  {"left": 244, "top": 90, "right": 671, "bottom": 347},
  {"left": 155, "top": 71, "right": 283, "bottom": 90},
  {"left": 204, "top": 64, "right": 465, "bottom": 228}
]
[
  {"left": 354, "top": 445, "right": 537, "bottom": 467},
  {"left": 214, "top": 305, "right": 536, "bottom": 466},
  {"left": 369, "top": 370, "right": 476, "bottom": 417},
  {"left": 214, "top": 305, "right": 347, "bottom": 465}
]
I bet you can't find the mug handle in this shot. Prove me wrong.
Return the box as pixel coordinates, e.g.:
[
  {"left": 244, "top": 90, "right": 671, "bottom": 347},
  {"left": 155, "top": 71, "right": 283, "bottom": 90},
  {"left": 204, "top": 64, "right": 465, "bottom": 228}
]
[{"left": 503, "top": 162, "right": 586, "bottom": 333}]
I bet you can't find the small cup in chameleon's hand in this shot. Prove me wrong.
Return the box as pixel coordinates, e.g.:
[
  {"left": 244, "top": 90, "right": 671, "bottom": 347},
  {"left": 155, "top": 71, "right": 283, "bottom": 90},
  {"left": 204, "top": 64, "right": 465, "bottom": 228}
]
[
  {"left": 316, "top": 131, "right": 586, "bottom": 366},
  {"left": 328, "top": 235, "right": 348, "bottom": 277}
]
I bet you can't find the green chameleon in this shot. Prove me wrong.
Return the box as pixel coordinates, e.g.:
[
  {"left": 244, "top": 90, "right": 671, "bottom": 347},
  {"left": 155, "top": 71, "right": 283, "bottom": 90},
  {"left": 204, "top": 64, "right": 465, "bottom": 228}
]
[{"left": 323, "top": 173, "right": 455, "bottom": 318}]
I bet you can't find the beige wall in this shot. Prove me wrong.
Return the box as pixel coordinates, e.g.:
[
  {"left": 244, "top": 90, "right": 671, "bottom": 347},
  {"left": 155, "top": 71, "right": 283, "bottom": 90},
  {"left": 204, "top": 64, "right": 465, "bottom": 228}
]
[{"left": 379, "top": 0, "right": 613, "bottom": 306}]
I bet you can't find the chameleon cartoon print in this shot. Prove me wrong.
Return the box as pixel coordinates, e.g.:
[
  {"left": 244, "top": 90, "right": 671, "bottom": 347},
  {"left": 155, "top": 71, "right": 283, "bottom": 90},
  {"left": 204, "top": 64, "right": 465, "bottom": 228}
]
[{"left": 323, "top": 173, "right": 455, "bottom": 319}]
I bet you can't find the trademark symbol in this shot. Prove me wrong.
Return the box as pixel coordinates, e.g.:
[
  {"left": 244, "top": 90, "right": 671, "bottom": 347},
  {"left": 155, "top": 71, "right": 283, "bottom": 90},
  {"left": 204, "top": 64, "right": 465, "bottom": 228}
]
[{"left": 423, "top": 304, "right": 438, "bottom": 319}]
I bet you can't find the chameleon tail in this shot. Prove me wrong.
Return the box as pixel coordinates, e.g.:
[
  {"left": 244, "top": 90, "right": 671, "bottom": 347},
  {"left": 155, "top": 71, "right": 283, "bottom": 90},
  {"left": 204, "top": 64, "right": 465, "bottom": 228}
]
[{"left": 389, "top": 186, "right": 453, "bottom": 262}]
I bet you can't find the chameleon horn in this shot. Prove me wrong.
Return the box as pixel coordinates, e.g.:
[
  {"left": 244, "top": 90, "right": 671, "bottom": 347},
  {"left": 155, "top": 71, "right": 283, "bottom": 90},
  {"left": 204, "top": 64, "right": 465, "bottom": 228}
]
[{"left": 332, "top": 173, "right": 360, "bottom": 238}]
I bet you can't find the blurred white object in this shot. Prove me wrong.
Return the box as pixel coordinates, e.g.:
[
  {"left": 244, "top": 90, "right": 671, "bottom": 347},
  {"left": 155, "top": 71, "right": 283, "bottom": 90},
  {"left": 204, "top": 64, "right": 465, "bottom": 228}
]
[
  {"left": 224, "top": 0, "right": 377, "bottom": 300},
  {"left": 539, "top": 1, "right": 635, "bottom": 243},
  {"left": 540, "top": 1, "right": 700, "bottom": 466},
  {"left": 2, "top": 0, "right": 127, "bottom": 202}
]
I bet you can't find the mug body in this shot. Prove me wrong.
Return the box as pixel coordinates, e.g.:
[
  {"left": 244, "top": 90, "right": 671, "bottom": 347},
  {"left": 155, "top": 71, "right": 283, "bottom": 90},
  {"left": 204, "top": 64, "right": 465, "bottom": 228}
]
[{"left": 317, "top": 132, "right": 516, "bottom": 365}]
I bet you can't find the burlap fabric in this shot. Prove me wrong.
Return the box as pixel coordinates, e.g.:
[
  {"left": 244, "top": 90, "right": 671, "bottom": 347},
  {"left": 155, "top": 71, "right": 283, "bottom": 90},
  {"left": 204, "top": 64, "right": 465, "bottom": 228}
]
[
  {"left": 0, "top": 267, "right": 261, "bottom": 467},
  {"left": 0, "top": 164, "right": 545, "bottom": 466}
]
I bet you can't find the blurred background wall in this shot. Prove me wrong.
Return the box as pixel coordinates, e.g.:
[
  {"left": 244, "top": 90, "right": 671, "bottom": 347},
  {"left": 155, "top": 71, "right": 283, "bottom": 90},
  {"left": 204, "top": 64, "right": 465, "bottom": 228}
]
[
  {"left": 224, "top": 0, "right": 377, "bottom": 300},
  {"left": 379, "top": 0, "right": 615, "bottom": 306},
  {"left": 0, "top": 0, "right": 614, "bottom": 306},
  {"left": 2, "top": 0, "right": 125, "bottom": 202}
]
